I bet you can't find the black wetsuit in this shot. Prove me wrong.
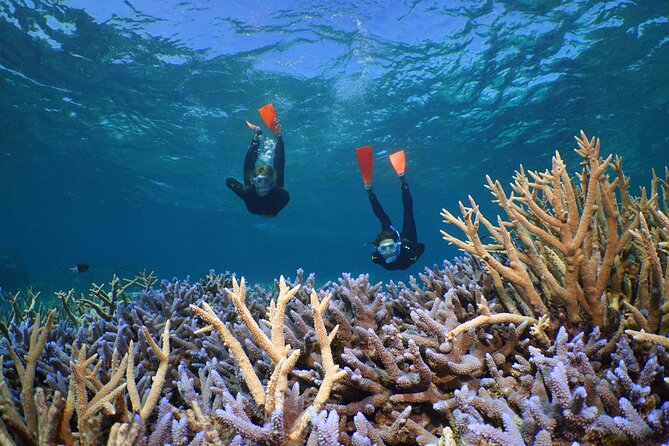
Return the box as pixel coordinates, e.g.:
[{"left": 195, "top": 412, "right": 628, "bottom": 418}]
[
  {"left": 369, "top": 182, "right": 425, "bottom": 270},
  {"left": 226, "top": 136, "right": 290, "bottom": 217}
]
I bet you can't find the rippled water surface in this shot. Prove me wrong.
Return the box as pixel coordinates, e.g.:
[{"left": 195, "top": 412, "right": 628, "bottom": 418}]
[{"left": 1, "top": 0, "right": 668, "bottom": 289}]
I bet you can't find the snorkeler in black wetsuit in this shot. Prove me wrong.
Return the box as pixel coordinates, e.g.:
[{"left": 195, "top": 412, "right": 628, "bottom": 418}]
[
  {"left": 356, "top": 147, "right": 425, "bottom": 270},
  {"left": 226, "top": 104, "right": 290, "bottom": 218}
]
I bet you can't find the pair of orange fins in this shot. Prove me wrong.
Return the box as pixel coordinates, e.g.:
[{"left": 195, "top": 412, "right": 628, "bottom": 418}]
[
  {"left": 246, "top": 103, "right": 281, "bottom": 136},
  {"left": 356, "top": 146, "right": 406, "bottom": 188},
  {"left": 246, "top": 105, "right": 405, "bottom": 188}
]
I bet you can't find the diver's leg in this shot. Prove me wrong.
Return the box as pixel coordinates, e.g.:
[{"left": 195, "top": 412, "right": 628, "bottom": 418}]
[
  {"left": 273, "top": 136, "right": 285, "bottom": 187},
  {"left": 243, "top": 138, "right": 261, "bottom": 185},
  {"left": 368, "top": 190, "right": 392, "bottom": 231},
  {"left": 401, "top": 180, "right": 417, "bottom": 241}
]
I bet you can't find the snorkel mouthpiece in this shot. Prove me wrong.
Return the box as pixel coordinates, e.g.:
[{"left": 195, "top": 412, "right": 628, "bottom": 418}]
[{"left": 378, "top": 238, "right": 401, "bottom": 263}]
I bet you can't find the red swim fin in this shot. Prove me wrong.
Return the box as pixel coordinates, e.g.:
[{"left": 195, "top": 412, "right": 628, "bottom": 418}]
[
  {"left": 356, "top": 146, "right": 374, "bottom": 187},
  {"left": 259, "top": 103, "right": 281, "bottom": 136},
  {"left": 389, "top": 149, "right": 406, "bottom": 176}
]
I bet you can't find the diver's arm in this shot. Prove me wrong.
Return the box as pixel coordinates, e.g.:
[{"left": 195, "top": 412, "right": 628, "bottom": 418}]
[{"left": 226, "top": 177, "right": 246, "bottom": 198}]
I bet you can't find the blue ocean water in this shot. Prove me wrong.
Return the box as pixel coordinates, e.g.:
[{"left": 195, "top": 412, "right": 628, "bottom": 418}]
[{"left": 0, "top": 0, "right": 668, "bottom": 293}]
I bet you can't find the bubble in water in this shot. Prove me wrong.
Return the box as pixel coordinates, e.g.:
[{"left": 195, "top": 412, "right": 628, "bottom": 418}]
[{"left": 257, "top": 137, "right": 275, "bottom": 166}]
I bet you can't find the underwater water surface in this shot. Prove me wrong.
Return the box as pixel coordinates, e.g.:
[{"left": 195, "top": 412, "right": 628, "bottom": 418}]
[{"left": 0, "top": 0, "right": 668, "bottom": 292}]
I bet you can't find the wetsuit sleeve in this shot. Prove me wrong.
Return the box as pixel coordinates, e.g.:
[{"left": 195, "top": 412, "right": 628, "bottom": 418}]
[
  {"left": 243, "top": 138, "right": 261, "bottom": 185},
  {"left": 273, "top": 136, "right": 285, "bottom": 187},
  {"left": 368, "top": 191, "right": 392, "bottom": 231},
  {"left": 415, "top": 242, "right": 425, "bottom": 258},
  {"left": 226, "top": 177, "right": 245, "bottom": 199},
  {"left": 400, "top": 183, "right": 418, "bottom": 242}
]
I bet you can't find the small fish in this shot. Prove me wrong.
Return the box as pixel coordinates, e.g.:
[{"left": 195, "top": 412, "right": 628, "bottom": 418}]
[{"left": 70, "top": 263, "right": 90, "bottom": 273}]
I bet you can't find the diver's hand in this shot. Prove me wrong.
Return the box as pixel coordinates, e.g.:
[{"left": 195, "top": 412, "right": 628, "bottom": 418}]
[{"left": 226, "top": 177, "right": 238, "bottom": 189}]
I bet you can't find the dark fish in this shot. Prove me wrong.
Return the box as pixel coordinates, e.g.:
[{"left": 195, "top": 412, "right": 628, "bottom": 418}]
[{"left": 70, "top": 263, "right": 90, "bottom": 273}]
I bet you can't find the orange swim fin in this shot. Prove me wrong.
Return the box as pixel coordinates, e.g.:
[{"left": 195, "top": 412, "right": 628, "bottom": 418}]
[
  {"left": 259, "top": 103, "right": 281, "bottom": 136},
  {"left": 356, "top": 146, "right": 374, "bottom": 188},
  {"left": 389, "top": 150, "right": 406, "bottom": 176}
]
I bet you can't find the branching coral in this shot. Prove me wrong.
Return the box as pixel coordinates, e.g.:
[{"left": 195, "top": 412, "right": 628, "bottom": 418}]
[
  {"left": 0, "top": 287, "right": 175, "bottom": 445},
  {"left": 0, "top": 289, "right": 43, "bottom": 340},
  {"left": 190, "top": 275, "right": 346, "bottom": 444},
  {"left": 126, "top": 321, "right": 171, "bottom": 421},
  {"left": 56, "top": 271, "right": 157, "bottom": 328},
  {"left": 0, "top": 310, "right": 56, "bottom": 440},
  {"left": 629, "top": 212, "right": 669, "bottom": 334},
  {"left": 440, "top": 326, "right": 669, "bottom": 445},
  {"left": 440, "top": 131, "right": 669, "bottom": 337},
  {"left": 67, "top": 343, "right": 129, "bottom": 444},
  {"left": 1, "top": 164, "right": 667, "bottom": 446},
  {"left": 625, "top": 328, "right": 669, "bottom": 349},
  {"left": 84, "top": 275, "right": 138, "bottom": 321},
  {"left": 324, "top": 263, "right": 543, "bottom": 444}
]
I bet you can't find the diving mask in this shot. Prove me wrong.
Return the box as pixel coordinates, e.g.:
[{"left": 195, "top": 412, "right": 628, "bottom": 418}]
[
  {"left": 378, "top": 240, "right": 401, "bottom": 263},
  {"left": 253, "top": 174, "right": 275, "bottom": 196}
]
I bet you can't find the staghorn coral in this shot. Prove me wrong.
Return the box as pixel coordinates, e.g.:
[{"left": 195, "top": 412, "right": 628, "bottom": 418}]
[
  {"left": 5, "top": 261, "right": 536, "bottom": 445},
  {"left": 2, "top": 150, "right": 669, "bottom": 446},
  {"left": 0, "top": 282, "right": 176, "bottom": 445},
  {"left": 0, "top": 289, "right": 44, "bottom": 340},
  {"left": 320, "top": 259, "right": 543, "bottom": 445},
  {"left": 439, "top": 326, "right": 669, "bottom": 445},
  {"left": 439, "top": 131, "right": 669, "bottom": 337},
  {"left": 190, "top": 275, "right": 347, "bottom": 445},
  {"left": 1, "top": 311, "right": 56, "bottom": 440},
  {"left": 126, "top": 322, "right": 171, "bottom": 421},
  {"left": 0, "top": 261, "right": 667, "bottom": 445}
]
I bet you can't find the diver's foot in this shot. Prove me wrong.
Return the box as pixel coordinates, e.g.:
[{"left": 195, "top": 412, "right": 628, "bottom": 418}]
[
  {"left": 400, "top": 175, "right": 407, "bottom": 185},
  {"left": 246, "top": 120, "right": 263, "bottom": 136},
  {"left": 365, "top": 184, "right": 373, "bottom": 191},
  {"left": 251, "top": 126, "right": 262, "bottom": 141}
]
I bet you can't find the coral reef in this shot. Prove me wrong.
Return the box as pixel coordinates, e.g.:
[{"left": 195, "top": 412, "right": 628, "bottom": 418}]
[
  {"left": 189, "top": 276, "right": 346, "bottom": 444},
  {"left": 0, "top": 132, "right": 668, "bottom": 445},
  {"left": 441, "top": 131, "right": 668, "bottom": 338}
]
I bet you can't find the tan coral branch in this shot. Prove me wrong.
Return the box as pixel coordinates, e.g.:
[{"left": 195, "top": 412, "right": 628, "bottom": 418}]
[
  {"left": 2, "top": 310, "right": 56, "bottom": 436},
  {"left": 445, "top": 313, "right": 537, "bottom": 343},
  {"left": 288, "top": 291, "right": 346, "bottom": 441},
  {"left": 267, "top": 275, "right": 301, "bottom": 360},
  {"left": 631, "top": 212, "right": 665, "bottom": 333},
  {"left": 126, "top": 321, "right": 171, "bottom": 420},
  {"left": 225, "top": 276, "right": 283, "bottom": 364},
  {"left": 625, "top": 329, "right": 669, "bottom": 349},
  {"left": 190, "top": 301, "right": 265, "bottom": 406}
]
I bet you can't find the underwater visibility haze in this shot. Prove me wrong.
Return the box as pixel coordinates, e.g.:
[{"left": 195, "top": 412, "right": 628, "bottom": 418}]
[{"left": 1, "top": 1, "right": 669, "bottom": 445}]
